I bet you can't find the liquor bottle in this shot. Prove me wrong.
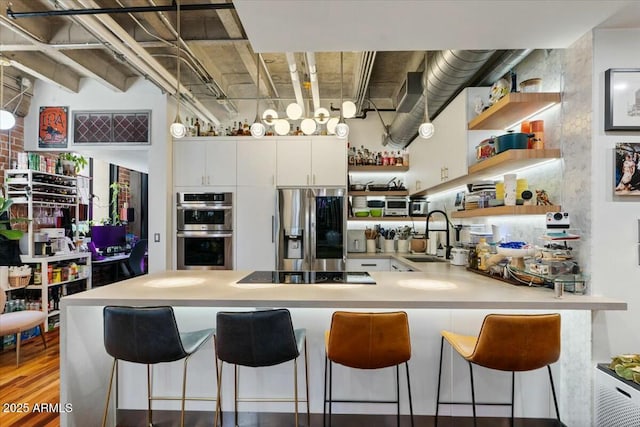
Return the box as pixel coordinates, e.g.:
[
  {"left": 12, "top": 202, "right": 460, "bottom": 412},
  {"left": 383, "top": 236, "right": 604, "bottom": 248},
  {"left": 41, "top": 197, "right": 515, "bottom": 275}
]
[
  {"left": 194, "top": 118, "right": 201, "bottom": 136},
  {"left": 56, "top": 158, "right": 63, "bottom": 175},
  {"left": 243, "top": 118, "right": 249, "bottom": 135}
]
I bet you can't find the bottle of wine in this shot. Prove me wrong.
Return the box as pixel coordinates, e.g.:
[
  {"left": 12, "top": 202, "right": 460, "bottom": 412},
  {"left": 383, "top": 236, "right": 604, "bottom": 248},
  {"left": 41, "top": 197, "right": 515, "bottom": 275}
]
[{"left": 194, "top": 118, "right": 201, "bottom": 136}]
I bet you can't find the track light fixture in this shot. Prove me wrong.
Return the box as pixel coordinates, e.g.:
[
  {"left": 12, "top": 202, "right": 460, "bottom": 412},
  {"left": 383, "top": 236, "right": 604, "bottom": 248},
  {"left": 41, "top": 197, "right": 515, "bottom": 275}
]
[
  {"left": 418, "top": 51, "right": 434, "bottom": 139},
  {"left": 250, "top": 53, "right": 266, "bottom": 138},
  {"left": 335, "top": 52, "right": 349, "bottom": 139},
  {"left": 169, "top": 0, "right": 186, "bottom": 139}
]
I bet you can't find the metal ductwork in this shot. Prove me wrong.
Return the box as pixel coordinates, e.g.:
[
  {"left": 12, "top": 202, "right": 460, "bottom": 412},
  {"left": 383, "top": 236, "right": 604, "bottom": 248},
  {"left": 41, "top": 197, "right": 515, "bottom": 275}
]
[
  {"left": 383, "top": 50, "right": 496, "bottom": 149},
  {"left": 476, "top": 49, "right": 534, "bottom": 86}
]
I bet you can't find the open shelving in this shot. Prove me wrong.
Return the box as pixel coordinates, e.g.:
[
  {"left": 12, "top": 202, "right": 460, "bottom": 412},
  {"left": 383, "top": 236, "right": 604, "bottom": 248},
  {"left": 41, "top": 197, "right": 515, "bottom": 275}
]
[
  {"left": 468, "top": 92, "right": 561, "bottom": 130},
  {"left": 349, "top": 165, "right": 409, "bottom": 172},
  {"left": 450, "top": 205, "right": 562, "bottom": 218}
]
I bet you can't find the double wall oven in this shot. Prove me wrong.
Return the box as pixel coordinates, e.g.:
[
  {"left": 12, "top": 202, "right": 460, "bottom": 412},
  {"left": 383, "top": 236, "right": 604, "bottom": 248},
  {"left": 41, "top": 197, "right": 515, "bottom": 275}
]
[{"left": 176, "top": 192, "right": 233, "bottom": 270}]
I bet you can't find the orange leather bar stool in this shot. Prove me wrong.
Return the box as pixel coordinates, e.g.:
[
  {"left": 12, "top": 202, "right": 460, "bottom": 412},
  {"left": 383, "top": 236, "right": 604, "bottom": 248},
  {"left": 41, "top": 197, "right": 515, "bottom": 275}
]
[
  {"left": 324, "top": 311, "right": 414, "bottom": 427},
  {"left": 435, "top": 313, "right": 561, "bottom": 427}
]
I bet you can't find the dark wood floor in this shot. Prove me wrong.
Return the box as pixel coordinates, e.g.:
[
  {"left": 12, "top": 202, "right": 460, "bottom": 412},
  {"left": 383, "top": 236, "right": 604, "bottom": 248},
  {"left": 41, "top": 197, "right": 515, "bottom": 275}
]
[{"left": 1, "top": 331, "right": 564, "bottom": 427}]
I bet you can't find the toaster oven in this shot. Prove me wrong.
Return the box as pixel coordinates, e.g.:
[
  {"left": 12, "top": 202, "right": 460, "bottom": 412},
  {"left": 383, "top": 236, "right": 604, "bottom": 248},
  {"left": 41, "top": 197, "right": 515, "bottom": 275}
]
[
  {"left": 384, "top": 197, "right": 409, "bottom": 216},
  {"left": 410, "top": 198, "right": 428, "bottom": 216}
]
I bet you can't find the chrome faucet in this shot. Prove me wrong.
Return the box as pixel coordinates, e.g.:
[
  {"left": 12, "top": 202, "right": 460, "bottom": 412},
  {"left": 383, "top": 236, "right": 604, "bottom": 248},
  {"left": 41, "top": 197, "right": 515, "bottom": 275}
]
[{"left": 425, "top": 210, "right": 451, "bottom": 259}]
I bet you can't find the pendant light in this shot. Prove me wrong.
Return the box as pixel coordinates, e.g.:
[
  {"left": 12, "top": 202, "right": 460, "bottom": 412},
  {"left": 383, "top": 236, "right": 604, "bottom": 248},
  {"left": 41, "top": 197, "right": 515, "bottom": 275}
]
[
  {"left": 0, "top": 56, "right": 16, "bottom": 131},
  {"left": 250, "top": 53, "right": 266, "bottom": 138},
  {"left": 169, "top": 0, "right": 187, "bottom": 139},
  {"left": 335, "top": 52, "right": 349, "bottom": 139},
  {"left": 418, "top": 51, "right": 435, "bottom": 139}
]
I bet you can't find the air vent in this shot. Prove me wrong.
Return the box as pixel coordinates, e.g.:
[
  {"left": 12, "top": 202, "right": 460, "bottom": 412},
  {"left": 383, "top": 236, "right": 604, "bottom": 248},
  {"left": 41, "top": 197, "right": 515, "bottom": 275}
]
[{"left": 395, "top": 72, "right": 422, "bottom": 113}]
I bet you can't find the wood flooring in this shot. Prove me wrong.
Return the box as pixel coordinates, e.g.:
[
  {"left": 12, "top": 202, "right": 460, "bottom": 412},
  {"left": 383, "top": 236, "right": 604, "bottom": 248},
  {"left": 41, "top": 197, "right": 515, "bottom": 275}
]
[{"left": 0, "top": 331, "right": 564, "bottom": 426}]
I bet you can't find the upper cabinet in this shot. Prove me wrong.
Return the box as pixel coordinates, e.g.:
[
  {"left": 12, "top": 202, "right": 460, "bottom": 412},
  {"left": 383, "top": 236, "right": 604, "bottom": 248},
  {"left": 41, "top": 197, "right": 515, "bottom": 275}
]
[
  {"left": 276, "top": 137, "right": 346, "bottom": 186},
  {"left": 236, "top": 138, "right": 276, "bottom": 186},
  {"left": 173, "top": 138, "right": 236, "bottom": 187}
]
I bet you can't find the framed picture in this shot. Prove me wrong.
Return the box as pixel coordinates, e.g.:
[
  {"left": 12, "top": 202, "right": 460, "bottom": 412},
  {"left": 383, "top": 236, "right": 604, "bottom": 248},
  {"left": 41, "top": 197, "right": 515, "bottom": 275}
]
[
  {"left": 38, "top": 106, "right": 69, "bottom": 148},
  {"left": 614, "top": 143, "right": 640, "bottom": 195},
  {"left": 604, "top": 69, "right": 640, "bottom": 131}
]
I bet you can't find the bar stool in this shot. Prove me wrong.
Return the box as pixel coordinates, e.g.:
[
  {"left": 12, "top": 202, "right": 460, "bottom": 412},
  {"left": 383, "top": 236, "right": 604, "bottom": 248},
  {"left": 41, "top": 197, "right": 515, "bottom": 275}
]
[
  {"left": 435, "top": 313, "right": 561, "bottom": 427},
  {"left": 101, "top": 306, "right": 217, "bottom": 427},
  {"left": 214, "top": 308, "right": 309, "bottom": 427},
  {"left": 324, "top": 311, "right": 414, "bottom": 427}
]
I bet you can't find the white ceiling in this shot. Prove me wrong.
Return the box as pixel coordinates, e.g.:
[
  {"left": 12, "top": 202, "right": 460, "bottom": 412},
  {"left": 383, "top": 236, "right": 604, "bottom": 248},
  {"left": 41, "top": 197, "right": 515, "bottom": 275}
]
[{"left": 235, "top": 0, "right": 636, "bottom": 52}]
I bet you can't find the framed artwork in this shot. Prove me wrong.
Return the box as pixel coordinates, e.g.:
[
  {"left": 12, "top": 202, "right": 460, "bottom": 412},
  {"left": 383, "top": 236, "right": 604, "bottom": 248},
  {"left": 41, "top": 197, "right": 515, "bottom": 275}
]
[
  {"left": 38, "top": 106, "right": 69, "bottom": 148},
  {"left": 604, "top": 69, "right": 640, "bottom": 131},
  {"left": 614, "top": 143, "right": 640, "bottom": 196}
]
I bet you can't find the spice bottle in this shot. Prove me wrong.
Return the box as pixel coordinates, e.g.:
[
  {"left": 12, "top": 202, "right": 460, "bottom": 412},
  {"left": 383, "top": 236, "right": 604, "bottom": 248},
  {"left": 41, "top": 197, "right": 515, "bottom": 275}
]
[{"left": 476, "top": 238, "right": 490, "bottom": 271}]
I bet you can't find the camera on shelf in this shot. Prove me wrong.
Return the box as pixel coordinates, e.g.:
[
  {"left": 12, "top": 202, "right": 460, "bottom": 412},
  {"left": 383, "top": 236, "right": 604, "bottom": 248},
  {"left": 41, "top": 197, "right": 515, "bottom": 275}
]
[{"left": 546, "top": 212, "right": 570, "bottom": 229}]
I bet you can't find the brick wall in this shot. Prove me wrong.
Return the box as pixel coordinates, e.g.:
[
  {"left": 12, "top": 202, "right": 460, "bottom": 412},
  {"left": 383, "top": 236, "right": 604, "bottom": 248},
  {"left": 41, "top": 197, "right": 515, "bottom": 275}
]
[
  {"left": 117, "top": 166, "right": 131, "bottom": 216},
  {"left": 0, "top": 117, "right": 25, "bottom": 189}
]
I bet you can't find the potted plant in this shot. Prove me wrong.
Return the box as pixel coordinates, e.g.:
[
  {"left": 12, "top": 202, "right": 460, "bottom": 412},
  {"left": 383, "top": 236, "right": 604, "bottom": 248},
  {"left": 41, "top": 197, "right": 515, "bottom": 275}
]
[
  {"left": 59, "top": 152, "right": 88, "bottom": 176},
  {"left": 0, "top": 196, "right": 29, "bottom": 241}
]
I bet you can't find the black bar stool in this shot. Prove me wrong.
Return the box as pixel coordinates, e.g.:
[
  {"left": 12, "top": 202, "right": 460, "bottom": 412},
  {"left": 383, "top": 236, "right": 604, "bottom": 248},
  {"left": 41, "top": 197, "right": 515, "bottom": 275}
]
[
  {"left": 214, "top": 308, "right": 309, "bottom": 427},
  {"left": 435, "top": 313, "right": 561, "bottom": 427},
  {"left": 323, "top": 311, "right": 414, "bottom": 427},
  {"left": 101, "top": 305, "right": 217, "bottom": 427}
]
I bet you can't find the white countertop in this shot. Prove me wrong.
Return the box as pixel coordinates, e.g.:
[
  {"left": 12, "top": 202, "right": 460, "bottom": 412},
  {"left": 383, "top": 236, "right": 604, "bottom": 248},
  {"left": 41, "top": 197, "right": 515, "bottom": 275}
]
[{"left": 62, "top": 262, "right": 626, "bottom": 311}]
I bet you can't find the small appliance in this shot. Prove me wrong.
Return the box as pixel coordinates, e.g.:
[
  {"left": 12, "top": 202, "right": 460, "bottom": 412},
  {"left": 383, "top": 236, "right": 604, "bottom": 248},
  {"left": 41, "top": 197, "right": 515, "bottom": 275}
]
[
  {"left": 384, "top": 196, "right": 409, "bottom": 217},
  {"left": 450, "top": 247, "right": 470, "bottom": 266},
  {"left": 410, "top": 198, "right": 428, "bottom": 216},
  {"left": 347, "top": 230, "right": 366, "bottom": 253}
]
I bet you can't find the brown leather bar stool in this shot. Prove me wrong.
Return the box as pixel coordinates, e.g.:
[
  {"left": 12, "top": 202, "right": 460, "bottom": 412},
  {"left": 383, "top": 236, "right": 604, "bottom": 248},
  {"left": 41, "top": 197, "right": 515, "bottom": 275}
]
[
  {"left": 324, "top": 311, "right": 414, "bottom": 427},
  {"left": 214, "top": 308, "right": 309, "bottom": 427},
  {"left": 435, "top": 313, "right": 561, "bottom": 427},
  {"left": 101, "top": 306, "right": 217, "bottom": 427}
]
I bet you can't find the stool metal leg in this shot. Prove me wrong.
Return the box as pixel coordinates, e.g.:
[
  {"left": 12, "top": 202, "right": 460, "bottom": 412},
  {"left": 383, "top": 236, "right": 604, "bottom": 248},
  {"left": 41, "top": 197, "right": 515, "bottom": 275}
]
[
  {"left": 294, "top": 358, "right": 299, "bottom": 426},
  {"left": 214, "top": 361, "right": 224, "bottom": 427},
  {"left": 181, "top": 355, "right": 191, "bottom": 427},
  {"left": 511, "top": 371, "right": 515, "bottom": 426},
  {"left": 234, "top": 364, "right": 239, "bottom": 427},
  {"left": 323, "top": 355, "right": 328, "bottom": 427},
  {"left": 396, "top": 364, "right": 400, "bottom": 427},
  {"left": 304, "top": 340, "right": 310, "bottom": 427},
  {"left": 147, "top": 364, "right": 153, "bottom": 427},
  {"left": 405, "top": 362, "right": 414, "bottom": 427},
  {"left": 101, "top": 358, "right": 117, "bottom": 427},
  {"left": 548, "top": 365, "right": 561, "bottom": 423},
  {"left": 40, "top": 324, "right": 47, "bottom": 349},
  {"left": 435, "top": 336, "right": 444, "bottom": 427},
  {"left": 469, "top": 362, "right": 477, "bottom": 427},
  {"left": 328, "top": 359, "right": 333, "bottom": 427}
]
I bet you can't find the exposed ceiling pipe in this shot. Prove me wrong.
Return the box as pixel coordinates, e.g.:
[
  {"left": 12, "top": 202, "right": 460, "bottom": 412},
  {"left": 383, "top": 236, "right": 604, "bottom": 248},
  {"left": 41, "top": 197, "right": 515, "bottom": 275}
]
[
  {"left": 0, "top": 40, "right": 247, "bottom": 52},
  {"left": 476, "top": 49, "right": 534, "bottom": 86},
  {"left": 305, "top": 52, "right": 320, "bottom": 112},
  {"left": 285, "top": 52, "right": 305, "bottom": 116},
  {"left": 56, "top": 0, "right": 219, "bottom": 125},
  {"left": 354, "top": 51, "right": 377, "bottom": 114},
  {"left": 383, "top": 50, "right": 496, "bottom": 149}
]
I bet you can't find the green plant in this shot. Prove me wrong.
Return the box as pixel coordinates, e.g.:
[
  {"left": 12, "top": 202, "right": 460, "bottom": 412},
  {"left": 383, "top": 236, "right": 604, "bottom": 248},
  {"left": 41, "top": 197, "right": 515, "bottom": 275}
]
[
  {"left": 0, "top": 195, "right": 30, "bottom": 240},
  {"left": 108, "top": 182, "right": 129, "bottom": 225},
  {"left": 59, "top": 152, "right": 88, "bottom": 173}
]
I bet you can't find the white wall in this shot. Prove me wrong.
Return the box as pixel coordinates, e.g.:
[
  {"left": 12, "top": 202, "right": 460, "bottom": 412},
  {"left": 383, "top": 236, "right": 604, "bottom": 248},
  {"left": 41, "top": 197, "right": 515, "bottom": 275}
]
[
  {"left": 25, "top": 77, "right": 172, "bottom": 272},
  {"left": 591, "top": 28, "right": 640, "bottom": 360}
]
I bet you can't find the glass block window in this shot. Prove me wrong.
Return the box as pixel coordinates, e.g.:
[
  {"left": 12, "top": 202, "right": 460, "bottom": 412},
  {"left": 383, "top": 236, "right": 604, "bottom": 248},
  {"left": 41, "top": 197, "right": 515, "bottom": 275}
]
[{"left": 73, "top": 111, "right": 151, "bottom": 144}]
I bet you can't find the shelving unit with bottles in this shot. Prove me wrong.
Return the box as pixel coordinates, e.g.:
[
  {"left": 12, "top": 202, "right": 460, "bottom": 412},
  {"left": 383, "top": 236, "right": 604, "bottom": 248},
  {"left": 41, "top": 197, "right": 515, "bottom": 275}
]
[
  {"left": 4, "top": 169, "right": 92, "bottom": 331},
  {"left": 347, "top": 165, "right": 412, "bottom": 221}
]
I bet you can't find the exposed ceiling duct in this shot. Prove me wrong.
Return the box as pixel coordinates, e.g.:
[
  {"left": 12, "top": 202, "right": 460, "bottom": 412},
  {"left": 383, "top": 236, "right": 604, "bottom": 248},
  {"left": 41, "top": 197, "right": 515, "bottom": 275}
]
[
  {"left": 383, "top": 50, "right": 496, "bottom": 149},
  {"left": 353, "top": 51, "right": 377, "bottom": 113},
  {"left": 476, "top": 49, "right": 534, "bottom": 87}
]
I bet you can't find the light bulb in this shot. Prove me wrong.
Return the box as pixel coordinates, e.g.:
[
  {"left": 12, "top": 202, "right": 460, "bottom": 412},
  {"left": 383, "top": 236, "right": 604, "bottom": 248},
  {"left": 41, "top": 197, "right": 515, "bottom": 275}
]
[
  {"left": 326, "top": 117, "right": 339, "bottom": 134},
  {"left": 170, "top": 116, "right": 187, "bottom": 138},
  {"left": 335, "top": 122, "right": 349, "bottom": 139},
  {"left": 300, "top": 118, "right": 317, "bottom": 135},
  {"left": 342, "top": 101, "right": 357, "bottom": 119},
  {"left": 274, "top": 119, "right": 290, "bottom": 136},
  {"left": 0, "top": 110, "right": 16, "bottom": 130},
  {"left": 286, "top": 103, "right": 303, "bottom": 120},
  {"left": 250, "top": 122, "right": 266, "bottom": 138},
  {"left": 418, "top": 122, "right": 435, "bottom": 139},
  {"left": 262, "top": 109, "right": 278, "bottom": 125}
]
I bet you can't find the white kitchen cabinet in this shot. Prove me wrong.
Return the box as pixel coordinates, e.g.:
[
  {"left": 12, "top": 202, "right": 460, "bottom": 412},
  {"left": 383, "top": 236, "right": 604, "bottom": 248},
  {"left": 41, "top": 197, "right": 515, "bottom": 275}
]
[
  {"left": 390, "top": 259, "right": 414, "bottom": 272},
  {"left": 346, "top": 258, "right": 390, "bottom": 271},
  {"left": 276, "top": 137, "right": 346, "bottom": 186},
  {"left": 235, "top": 186, "right": 276, "bottom": 270},
  {"left": 407, "top": 88, "right": 495, "bottom": 193},
  {"left": 173, "top": 138, "right": 236, "bottom": 187},
  {"left": 237, "top": 138, "right": 276, "bottom": 186}
]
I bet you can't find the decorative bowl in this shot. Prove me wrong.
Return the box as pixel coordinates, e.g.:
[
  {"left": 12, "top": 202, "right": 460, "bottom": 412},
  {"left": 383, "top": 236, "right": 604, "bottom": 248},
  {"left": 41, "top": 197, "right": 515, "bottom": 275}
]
[{"left": 370, "top": 209, "right": 383, "bottom": 217}]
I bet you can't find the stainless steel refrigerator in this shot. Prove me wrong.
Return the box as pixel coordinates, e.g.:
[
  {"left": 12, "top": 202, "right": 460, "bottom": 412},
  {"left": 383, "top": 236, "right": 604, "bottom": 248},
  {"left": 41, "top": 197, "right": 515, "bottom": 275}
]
[{"left": 276, "top": 188, "right": 345, "bottom": 271}]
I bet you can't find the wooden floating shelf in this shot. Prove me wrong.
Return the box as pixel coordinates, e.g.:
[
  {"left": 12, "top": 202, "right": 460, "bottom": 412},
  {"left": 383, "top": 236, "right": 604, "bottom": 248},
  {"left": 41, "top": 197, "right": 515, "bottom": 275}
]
[
  {"left": 349, "top": 165, "right": 409, "bottom": 172},
  {"left": 348, "top": 190, "right": 409, "bottom": 196},
  {"left": 411, "top": 149, "right": 561, "bottom": 197},
  {"left": 468, "top": 92, "right": 561, "bottom": 130},
  {"left": 348, "top": 216, "right": 417, "bottom": 222},
  {"left": 450, "top": 205, "right": 562, "bottom": 218}
]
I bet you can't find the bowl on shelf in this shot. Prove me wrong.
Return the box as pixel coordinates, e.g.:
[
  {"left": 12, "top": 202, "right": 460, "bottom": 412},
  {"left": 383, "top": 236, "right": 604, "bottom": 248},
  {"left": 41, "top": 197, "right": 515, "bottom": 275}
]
[
  {"left": 354, "top": 210, "right": 370, "bottom": 217},
  {"left": 370, "top": 208, "right": 383, "bottom": 217}
]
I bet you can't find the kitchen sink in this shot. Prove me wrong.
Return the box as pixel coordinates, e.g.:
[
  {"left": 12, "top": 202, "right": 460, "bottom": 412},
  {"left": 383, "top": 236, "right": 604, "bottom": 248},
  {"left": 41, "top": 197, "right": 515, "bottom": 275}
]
[{"left": 403, "top": 256, "right": 447, "bottom": 263}]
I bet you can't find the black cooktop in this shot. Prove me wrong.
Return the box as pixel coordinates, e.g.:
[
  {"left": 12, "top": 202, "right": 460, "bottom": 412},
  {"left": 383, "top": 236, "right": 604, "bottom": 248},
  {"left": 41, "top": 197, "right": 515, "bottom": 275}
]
[{"left": 237, "top": 271, "right": 376, "bottom": 285}]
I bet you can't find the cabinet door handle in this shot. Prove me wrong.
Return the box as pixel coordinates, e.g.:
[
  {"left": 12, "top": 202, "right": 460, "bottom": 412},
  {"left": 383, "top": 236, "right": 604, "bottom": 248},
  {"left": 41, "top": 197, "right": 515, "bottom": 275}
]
[
  {"left": 392, "top": 264, "right": 399, "bottom": 270},
  {"left": 361, "top": 263, "right": 377, "bottom": 267},
  {"left": 201, "top": 176, "right": 204, "bottom": 185},
  {"left": 313, "top": 174, "right": 316, "bottom": 185},
  {"left": 307, "top": 175, "right": 310, "bottom": 185},
  {"left": 271, "top": 215, "right": 275, "bottom": 243},
  {"left": 207, "top": 176, "right": 211, "bottom": 185}
]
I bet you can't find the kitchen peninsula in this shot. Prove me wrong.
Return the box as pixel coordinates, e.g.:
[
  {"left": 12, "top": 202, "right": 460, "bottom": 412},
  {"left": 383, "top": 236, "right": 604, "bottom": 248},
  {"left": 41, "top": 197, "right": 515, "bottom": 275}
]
[{"left": 60, "top": 263, "right": 625, "bottom": 427}]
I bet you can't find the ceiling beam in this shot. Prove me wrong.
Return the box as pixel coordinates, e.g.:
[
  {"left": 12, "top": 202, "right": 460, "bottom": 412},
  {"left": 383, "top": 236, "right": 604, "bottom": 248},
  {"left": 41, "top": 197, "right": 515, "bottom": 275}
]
[{"left": 8, "top": 52, "right": 80, "bottom": 93}]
